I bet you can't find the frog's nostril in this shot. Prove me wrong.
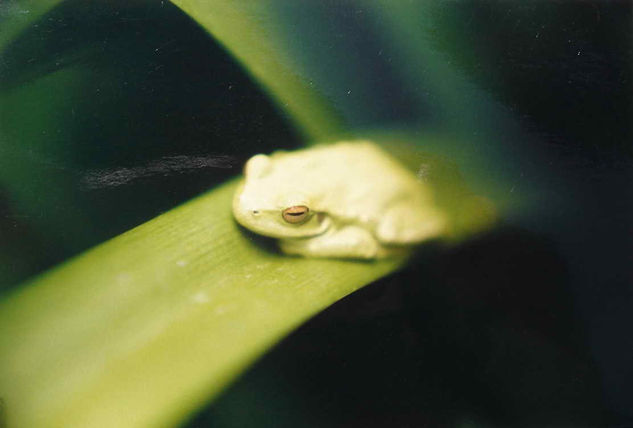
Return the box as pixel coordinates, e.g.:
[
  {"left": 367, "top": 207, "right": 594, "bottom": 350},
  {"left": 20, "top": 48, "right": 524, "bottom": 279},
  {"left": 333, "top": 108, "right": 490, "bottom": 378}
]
[{"left": 252, "top": 210, "right": 260, "bottom": 216}]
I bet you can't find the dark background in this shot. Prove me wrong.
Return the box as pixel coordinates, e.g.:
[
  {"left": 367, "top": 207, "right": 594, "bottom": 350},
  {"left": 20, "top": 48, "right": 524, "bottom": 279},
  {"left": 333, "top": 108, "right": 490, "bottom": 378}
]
[{"left": 1, "top": 1, "right": 631, "bottom": 427}]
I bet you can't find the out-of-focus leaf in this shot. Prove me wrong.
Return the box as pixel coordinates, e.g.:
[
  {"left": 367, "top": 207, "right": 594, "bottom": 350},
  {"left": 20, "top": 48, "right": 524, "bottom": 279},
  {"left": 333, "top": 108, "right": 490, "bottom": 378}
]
[
  {"left": 171, "top": 0, "right": 543, "bottom": 220},
  {"left": 170, "top": 0, "right": 346, "bottom": 140}
]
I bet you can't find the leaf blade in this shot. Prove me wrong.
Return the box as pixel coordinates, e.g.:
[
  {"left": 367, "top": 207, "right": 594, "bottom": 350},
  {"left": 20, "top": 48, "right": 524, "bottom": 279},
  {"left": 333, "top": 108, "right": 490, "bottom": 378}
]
[{"left": 0, "top": 179, "right": 402, "bottom": 427}]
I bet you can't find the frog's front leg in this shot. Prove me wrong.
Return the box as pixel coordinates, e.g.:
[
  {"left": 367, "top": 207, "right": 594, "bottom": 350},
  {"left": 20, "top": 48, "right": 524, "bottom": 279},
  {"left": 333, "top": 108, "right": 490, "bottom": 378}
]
[{"left": 279, "top": 225, "right": 387, "bottom": 259}]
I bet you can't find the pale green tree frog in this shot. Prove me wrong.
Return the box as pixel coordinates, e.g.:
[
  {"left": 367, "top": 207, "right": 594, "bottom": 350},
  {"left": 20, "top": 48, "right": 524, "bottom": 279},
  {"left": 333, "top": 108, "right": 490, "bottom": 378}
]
[{"left": 232, "top": 141, "right": 445, "bottom": 259}]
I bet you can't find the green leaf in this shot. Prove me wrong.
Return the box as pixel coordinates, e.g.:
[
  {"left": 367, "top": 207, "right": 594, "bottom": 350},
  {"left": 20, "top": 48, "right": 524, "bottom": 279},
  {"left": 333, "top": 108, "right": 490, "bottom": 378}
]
[{"left": 0, "top": 179, "right": 403, "bottom": 427}]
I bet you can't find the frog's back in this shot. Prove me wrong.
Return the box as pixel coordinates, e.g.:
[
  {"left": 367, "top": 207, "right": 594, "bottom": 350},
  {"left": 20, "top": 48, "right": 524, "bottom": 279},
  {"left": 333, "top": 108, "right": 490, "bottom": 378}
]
[
  {"left": 325, "top": 141, "right": 445, "bottom": 243},
  {"left": 263, "top": 140, "right": 445, "bottom": 244},
  {"left": 273, "top": 141, "right": 425, "bottom": 217},
  {"left": 317, "top": 140, "right": 421, "bottom": 193}
]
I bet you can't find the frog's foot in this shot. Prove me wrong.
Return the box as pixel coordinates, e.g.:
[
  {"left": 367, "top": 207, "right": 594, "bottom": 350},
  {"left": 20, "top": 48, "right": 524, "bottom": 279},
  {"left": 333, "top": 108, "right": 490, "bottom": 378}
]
[
  {"left": 279, "top": 225, "right": 387, "bottom": 259},
  {"left": 376, "top": 201, "right": 446, "bottom": 245}
]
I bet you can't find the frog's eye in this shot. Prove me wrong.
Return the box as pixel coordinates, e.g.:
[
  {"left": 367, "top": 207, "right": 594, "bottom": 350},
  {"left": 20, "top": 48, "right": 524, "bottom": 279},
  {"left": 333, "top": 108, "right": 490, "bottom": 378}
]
[{"left": 282, "top": 205, "right": 310, "bottom": 224}]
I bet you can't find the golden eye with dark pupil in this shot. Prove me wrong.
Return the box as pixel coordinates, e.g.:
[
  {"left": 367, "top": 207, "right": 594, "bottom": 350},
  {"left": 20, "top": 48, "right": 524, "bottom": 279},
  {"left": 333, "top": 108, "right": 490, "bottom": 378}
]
[{"left": 282, "top": 205, "right": 310, "bottom": 224}]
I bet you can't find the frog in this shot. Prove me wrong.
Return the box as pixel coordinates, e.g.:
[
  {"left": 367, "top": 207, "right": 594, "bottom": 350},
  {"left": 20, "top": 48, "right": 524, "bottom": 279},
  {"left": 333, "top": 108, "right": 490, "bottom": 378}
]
[{"left": 232, "top": 140, "right": 446, "bottom": 259}]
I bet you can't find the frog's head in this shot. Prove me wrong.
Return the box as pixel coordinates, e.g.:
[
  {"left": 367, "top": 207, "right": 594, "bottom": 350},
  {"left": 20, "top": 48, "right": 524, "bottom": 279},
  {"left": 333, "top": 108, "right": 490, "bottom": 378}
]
[{"left": 232, "top": 154, "right": 331, "bottom": 238}]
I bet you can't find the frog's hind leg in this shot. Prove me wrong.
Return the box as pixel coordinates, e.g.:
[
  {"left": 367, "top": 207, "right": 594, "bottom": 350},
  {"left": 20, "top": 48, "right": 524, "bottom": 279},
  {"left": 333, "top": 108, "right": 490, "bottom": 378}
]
[
  {"left": 280, "top": 225, "right": 389, "bottom": 259},
  {"left": 376, "top": 201, "right": 446, "bottom": 245}
]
